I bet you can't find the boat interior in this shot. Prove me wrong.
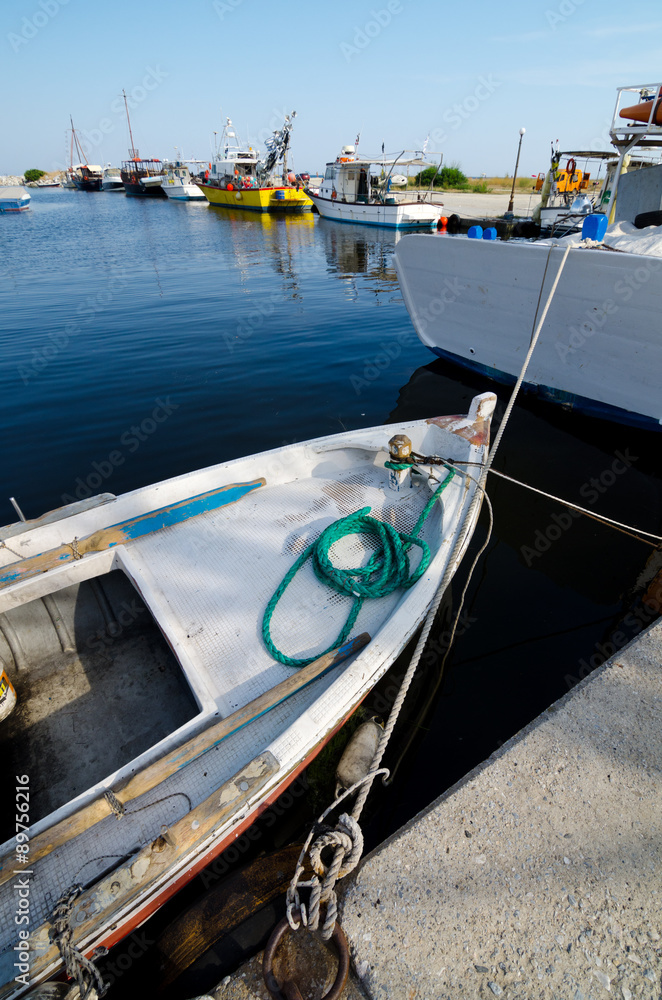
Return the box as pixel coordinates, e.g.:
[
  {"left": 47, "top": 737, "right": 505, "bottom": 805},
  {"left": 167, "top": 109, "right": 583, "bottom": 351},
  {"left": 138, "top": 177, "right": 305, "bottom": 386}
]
[{"left": 0, "top": 570, "right": 198, "bottom": 841}]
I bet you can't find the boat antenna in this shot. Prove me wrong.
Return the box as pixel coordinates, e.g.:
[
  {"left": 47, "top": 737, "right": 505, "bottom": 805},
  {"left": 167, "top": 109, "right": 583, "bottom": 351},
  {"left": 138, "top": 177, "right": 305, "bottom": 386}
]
[{"left": 122, "top": 90, "right": 139, "bottom": 159}]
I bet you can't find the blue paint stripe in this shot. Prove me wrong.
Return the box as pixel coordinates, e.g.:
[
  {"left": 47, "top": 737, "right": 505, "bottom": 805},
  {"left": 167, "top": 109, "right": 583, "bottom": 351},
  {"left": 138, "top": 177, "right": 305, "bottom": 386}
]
[
  {"left": 0, "top": 480, "right": 264, "bottom": 586},
  {"left": 111, "top": 480, "right": 264, "bottom": 543}
]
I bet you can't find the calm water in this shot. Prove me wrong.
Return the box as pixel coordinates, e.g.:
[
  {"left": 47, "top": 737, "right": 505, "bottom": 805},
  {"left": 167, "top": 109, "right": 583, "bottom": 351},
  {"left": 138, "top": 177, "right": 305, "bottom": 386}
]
[{"left": 2, "top": 189, "right": 661, "bottom": 990}]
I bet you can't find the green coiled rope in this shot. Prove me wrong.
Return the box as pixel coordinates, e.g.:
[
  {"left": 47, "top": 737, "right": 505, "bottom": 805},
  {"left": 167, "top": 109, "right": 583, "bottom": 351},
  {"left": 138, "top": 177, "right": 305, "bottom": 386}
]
[{"left": 262, "top": 466, "right": 455, "bottom": 667}]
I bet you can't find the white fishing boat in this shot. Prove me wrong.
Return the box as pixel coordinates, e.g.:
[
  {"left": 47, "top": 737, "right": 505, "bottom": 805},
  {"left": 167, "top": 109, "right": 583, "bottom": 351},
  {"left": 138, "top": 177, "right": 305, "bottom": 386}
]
[
  {"left": 101, "top": 165, "right": 124, "bottom": 192},
  {"left": 159, "top": 159, "right": 205, "bottom": 200},
  {"left": 306, "top": 146, "right": 443, "bottom": 229},
  {"left": 0, "top": 187, "right": 30, "bottom": 212},
  {"left": 0, "top": 393, "right": 494, "bottom": 997},
  {"left": 394, "top": 226, "right": 662, "bottom": 430}
]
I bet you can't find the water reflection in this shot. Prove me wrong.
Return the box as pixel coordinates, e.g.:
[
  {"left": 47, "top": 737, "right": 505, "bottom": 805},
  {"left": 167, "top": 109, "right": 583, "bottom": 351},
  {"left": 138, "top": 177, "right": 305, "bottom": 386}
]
[{"left": 374, "top": 354, "right": 662, "bottom": 835}]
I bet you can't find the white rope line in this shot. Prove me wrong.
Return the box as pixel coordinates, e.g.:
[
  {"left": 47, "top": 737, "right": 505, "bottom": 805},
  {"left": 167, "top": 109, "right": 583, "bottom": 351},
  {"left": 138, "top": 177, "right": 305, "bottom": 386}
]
[
  {"left": 287, "top": 242, "right": 572, "bottom": 940},
  {"left": 487, "top": 468, "right": 662, "bottom": 544}
]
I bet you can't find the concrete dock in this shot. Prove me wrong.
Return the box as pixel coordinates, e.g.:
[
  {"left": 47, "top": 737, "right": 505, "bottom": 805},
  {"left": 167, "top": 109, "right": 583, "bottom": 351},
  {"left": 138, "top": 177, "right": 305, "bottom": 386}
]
[{"left": 204, "top": 618, "right": 661, "bottom": 1000}]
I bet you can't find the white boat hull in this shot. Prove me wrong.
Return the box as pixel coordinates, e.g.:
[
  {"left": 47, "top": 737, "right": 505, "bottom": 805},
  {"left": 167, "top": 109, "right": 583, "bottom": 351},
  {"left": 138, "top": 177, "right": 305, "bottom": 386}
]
[
  {"left": 162, "top": 181, "right": 205, "bottom": 200},
  {"left": 308, "top": 191, "right": 441, "bottom": 229},
  {"left": 394, "top": 235, "right": 662, "bottom": 430}
]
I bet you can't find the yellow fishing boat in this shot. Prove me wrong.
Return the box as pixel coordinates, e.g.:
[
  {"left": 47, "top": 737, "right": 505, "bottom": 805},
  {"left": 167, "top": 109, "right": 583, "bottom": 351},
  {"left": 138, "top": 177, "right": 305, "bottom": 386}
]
[
  {"left": 201, "top": 182, "right": 311, "bottom": 212},
  {"left": 200, "top": 113, "right": 312, "bottom": 213}
]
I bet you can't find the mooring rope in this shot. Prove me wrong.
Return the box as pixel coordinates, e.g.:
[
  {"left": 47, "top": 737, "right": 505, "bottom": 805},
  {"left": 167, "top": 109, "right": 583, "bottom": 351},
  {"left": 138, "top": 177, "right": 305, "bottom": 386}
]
[
  {"left": 285, "top": 243, "right": 573, "bottom": 942},
  {"left": 51, "top": 885, "right": 107, "bottom": 999}
]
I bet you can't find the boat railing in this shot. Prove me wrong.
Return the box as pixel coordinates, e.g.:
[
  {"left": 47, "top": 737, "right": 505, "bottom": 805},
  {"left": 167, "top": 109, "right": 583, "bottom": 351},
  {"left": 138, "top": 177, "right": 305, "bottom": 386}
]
[{"left": 610, "top": 83, "right": 662, "bottom": 148}]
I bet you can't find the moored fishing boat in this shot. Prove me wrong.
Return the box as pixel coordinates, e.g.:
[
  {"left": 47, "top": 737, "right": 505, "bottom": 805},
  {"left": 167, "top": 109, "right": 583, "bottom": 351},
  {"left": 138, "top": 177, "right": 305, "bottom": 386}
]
[
  {"left": 68, "top": 118, "right": 103, "bottom": 191},
  {"left": 394, "top": 230, "right": 662, "bottom": 430},
  {"left": 101, "top": 165, "right": 124, "bottom": 192},
  {"left": 200, "top": 115, "right": 312, "bottom": 213},
  {"left": 0, "top": 392, "right": 495, "bottom": 997},
  {"left": 0, "top": 187, "right": 30, "bottom": 212},
  {"left": 306, "top": 146, "right": 443, "bottom": 229},
  {"left": 119, "top": 90, "right": 167, "bottom": 198},
  {"left": 72, "top": 164, "right": 103, "bottom": 192},
  {"left": 160, "top": 159, "right": 206, "bottom": 200}
]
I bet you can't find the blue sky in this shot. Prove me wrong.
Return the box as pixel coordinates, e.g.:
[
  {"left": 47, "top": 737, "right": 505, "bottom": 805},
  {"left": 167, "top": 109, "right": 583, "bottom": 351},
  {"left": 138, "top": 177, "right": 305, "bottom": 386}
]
[{"left": 2, "top": 0, "right": 661, "bottom": 178}]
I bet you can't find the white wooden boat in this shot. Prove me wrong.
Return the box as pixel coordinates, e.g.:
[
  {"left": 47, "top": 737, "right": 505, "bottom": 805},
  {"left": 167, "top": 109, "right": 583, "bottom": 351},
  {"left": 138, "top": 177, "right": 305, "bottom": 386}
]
[
  {"left": 0, "top": 394, "right": 495, "bottom": 997},
  {"left": 394, "top": 232, "right": 662, "bottom": 430},
  {"left": 306, "top": 146, "right": 443, "bottom": 229},
  {"left": 0, "top": 187, "right": 30, "bottom": 213},
  {"left": 159, "top": 160, "right": 205, "bottom": 200}
]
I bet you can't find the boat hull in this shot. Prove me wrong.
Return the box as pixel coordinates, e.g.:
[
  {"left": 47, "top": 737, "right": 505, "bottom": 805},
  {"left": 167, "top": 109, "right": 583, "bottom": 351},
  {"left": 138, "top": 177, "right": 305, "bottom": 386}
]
[
  {"left": 0, "top": 202, "right": 29, "bottom": 213},
  {"left": 394, "top": 235, "right": 662, "bottom": 430},
  {"left": 163, "top": 182, "right": 206, "bottom": 201},
  {"left": 72, "top": 177, "right": 102, "bottom": 192},
  {"left": 307, "top": 190, "right": 441, "bottom": 229},
  {"left": 200, "top": 183, "right": 312, "bottom": 212},
  {"left": 122, "top": 180, "right": 168, "bottom": 198},
  {"left": 0, "top": 188, "right": 30, "bottom": 212}
]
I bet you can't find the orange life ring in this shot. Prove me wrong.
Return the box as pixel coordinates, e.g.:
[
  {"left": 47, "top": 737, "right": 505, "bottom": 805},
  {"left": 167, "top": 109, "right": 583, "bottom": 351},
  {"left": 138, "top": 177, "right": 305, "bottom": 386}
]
[
  {"left": 566, "top": 158, "right": 576, "bottom": 176},
  {"left": 331, "top": 190, "right": 337, "bottom": 200}
]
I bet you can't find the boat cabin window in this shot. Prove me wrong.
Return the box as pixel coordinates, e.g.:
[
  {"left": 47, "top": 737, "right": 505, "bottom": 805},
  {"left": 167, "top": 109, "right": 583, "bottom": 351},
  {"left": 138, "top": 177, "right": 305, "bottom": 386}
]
[{"left": 324, "top": 165, "right": 336, "bottom": 181}]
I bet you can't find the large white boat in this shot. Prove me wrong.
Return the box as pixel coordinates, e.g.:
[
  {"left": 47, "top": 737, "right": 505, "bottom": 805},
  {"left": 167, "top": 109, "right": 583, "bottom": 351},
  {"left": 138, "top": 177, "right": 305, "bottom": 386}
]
[
  {"left": 306, "top": 146, "right": 443, "bottom": 229},
  {"left": 393, "top": 83, "right": 662, "bottom": 432},
  {"left": 394, "top": 231, "right": 662, "bottom": 430},
  {"left": 159, "top": 159, "right": 205, "bottom": 200}
]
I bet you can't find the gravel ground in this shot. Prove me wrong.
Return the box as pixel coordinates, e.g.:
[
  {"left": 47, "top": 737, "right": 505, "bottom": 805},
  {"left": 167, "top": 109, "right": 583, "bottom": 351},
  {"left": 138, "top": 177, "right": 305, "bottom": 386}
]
[
  {"left": 205, "top": 619, "right": 661, "bottom": 1000},
  {"left": 430, "top": 190, "right": 539, "bottom": 219},
  {"left": 340, "top": 619, "right": 662, "bottom": 999}
]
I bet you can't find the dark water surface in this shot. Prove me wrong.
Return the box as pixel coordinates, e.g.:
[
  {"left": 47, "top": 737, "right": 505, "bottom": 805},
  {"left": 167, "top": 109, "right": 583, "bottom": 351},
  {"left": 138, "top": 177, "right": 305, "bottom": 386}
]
[{"left": 1, "top": 189, "right": 661, "bottom": 991}]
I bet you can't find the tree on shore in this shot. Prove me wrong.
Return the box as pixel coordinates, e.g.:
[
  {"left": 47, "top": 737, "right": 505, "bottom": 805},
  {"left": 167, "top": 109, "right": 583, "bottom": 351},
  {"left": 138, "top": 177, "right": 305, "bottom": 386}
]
[
  {"left": 415, "top": 164, "right": 469, "bottom": 189},
  {"left": 24, "top": 169, "right": 46, "bottom": 183}
]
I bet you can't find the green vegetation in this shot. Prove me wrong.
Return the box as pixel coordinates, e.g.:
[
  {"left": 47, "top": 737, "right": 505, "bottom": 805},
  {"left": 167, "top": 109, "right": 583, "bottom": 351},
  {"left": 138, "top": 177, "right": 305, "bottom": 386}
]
[
  {"left": 471, "top": 181, "right": 492, "bottom": 193},
  {"left": 414, "top": 163, "right": 469, "bottom": 190},
  {"left": 24, "top": 169, "right": 45, "bottom": 183}
]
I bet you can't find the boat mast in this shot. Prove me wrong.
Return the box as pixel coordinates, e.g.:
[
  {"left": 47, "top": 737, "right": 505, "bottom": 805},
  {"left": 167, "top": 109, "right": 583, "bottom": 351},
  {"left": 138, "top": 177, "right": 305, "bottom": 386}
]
[
  {"left": 70, "top": 116, "right": 89, "bottom": 165},
  {"left": 123, "top": 90, "right": 139, "bottom": 159}
]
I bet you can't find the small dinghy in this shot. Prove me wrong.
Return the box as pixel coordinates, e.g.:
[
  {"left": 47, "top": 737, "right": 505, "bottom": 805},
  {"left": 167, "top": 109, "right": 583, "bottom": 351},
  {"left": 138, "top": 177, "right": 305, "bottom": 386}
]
[{"left": 0, "top": 392, "right": 495, "bottom": 997}]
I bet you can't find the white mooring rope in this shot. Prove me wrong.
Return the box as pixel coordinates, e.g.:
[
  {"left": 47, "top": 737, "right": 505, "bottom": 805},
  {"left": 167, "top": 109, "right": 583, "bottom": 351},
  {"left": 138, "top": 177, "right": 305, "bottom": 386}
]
[{"left": 287, "top": 243, "right": 574, "bottom": 940}]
